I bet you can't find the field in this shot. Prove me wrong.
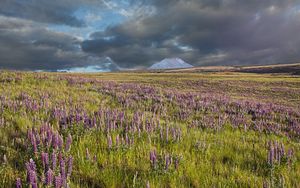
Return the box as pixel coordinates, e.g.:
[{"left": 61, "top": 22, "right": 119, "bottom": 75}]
[
  {"left": 158, "top": 63, "right": 300, "bottom": 75},
  {"left": 0, "top": 71, "right": 300, "bottom": 187}
]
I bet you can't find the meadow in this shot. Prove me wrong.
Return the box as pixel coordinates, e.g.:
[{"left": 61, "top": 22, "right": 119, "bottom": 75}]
[{"left": 0, "top": 71, "right": 299, "bottom": 187}]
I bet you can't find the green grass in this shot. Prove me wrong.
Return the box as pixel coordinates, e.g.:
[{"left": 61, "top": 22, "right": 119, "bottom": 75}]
[{"left": 0, "top": 71, "right": 299, "bottom": 187}]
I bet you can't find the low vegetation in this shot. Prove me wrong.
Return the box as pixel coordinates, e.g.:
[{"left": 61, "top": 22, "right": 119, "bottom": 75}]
[{"left": 0, "top": 71, "right": 299, "bottom": 187}]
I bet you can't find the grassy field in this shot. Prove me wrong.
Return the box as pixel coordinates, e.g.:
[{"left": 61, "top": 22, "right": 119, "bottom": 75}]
[
  {"left": 160, "top": 63, "right": 300, "bottom": 75},
  {"left": 0, "top": 71, "right": 299, "bottom": 187}
]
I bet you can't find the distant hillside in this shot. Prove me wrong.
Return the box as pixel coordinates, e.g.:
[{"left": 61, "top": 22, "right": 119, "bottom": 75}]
[
  {"left": 149, "top": 58, "right": 193, "bottom": 70},
  {"left": 237, "top": 63, "right": 300, "bottom": 75},
  {"left": 158, "top": 63, "right": 300, "bottom": 75}
]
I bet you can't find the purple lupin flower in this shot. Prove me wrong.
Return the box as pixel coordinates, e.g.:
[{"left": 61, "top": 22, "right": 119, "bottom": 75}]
[
  {"left": 35, "top": 133, "right": 41, "bottom": 146},
  {"left": 46, "top": 129, "right": 53, "bottom": 148},
  {"left": 58, "top": 152, "right": 63, "bottom": 164},
  {"left": 288, "top": 149, "right": 294, "bottom": 166},
  {"left": 59, "top": 158, "right": 67, "bottom": 187},
  {"left": 165, "top": 154, "right": 171, "bottom": 170},
  {"left": 45, "top": 168, "right": 54, "bottom": 186},
  {"left": 28, "top": 130, "right": 34, "bottom": 145},
  {"left": 55, "top": 175, "right": 62, "bottom": 188},
  {"left": 288, "top": 149, "right": 294, "bottom": 159},
  {"left": 65, "top": 134, "right": 72, "bottom": 152},
  {"left": 16, "top": 178, "right": 22, "bottom": 188},
  {"left": 29, "top": 170, "right": 37, "bottom": 188},
  {"left": 41, "top": 152, "right": 49, "bottom": 170},
  {"left": 59, "top": 157, "right": 66, "bottom": 184},
  {"left": 52, "top": 152, "right": 57, "bottom": 170},
  {"left": 268, "top": 143, "right": 274, "bottom": 166},
  {"left": 274, "top": 141, "right": 279, "bottom": 162},
  {"left": 58, "top": 135, "right": 64, "bottom": 150},
  {"left": 32, "top": 136, "right": 38, "bottom": 153},
  {"left": 67, "top": 156, "right": 73, "bottom": 177},
  {"left": 28, "top": 158, "right": 36, "bottom": 171},
  {"left": 26, "top": 164, "right": 31, "bottom": 182},
  {"left": 52, "top": 133, "right": 58, "bottom": 150},
  {"left": 150, "top": 150, "right": 157, "bottom": 168}
]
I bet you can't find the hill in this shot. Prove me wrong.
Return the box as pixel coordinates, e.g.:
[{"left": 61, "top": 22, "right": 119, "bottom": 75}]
[
  {"left": 149, "top": 58, "right": 193, "bottom": 70},
  {"left": 157, "top": 63, "right": 300, "bottom": 75}
]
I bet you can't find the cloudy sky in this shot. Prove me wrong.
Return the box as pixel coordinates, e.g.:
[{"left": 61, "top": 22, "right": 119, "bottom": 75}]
[{"left": 0, "top": 0, "right": 300, "bottom": 71}]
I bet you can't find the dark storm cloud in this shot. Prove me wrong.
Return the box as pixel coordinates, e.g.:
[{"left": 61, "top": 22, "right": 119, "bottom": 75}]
[
  {"left": 0, "top": 0, "right": 104, "bottom": 27},
  {"left": 0, "top": 16, "right": 115, "bottom": 71},
  {"left": 82, "top": 0, "right": 300, "bottom": 68},
  {"left": 0, "top": 0, "right": 122, "bottom": 71},
  {"left": 1, "top": 0, "right": 300, "bottom": 70}
]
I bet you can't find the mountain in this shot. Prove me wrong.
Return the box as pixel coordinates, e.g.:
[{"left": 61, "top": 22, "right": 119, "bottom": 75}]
[{"left": 149, "top": 58, "right": 193, "bottom": 70}]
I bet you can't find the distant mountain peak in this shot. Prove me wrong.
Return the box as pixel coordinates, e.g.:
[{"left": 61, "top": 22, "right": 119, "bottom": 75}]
[{"left": 149, "top": 58, "right": 193, "bottom": 70}]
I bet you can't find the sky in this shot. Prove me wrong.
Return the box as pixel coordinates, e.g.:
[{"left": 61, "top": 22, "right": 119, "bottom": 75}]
[{"left": 0, "top": 0, "right": 300, "bottom": 72}]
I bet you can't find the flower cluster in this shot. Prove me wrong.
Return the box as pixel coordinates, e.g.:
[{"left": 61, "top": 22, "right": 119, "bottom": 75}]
[
  {"left": 267, "top": 141, "right": 294, "bottom": 167},
  {"left": 150, "top": 150, "right": 181, "bottom": 171},
  {"left": 17, "top": 124, "right": 73, "bottom": 187}
]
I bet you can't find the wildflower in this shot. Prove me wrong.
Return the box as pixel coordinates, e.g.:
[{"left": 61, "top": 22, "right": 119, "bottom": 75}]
[
  {"left": 55, "top": 175, "right": 62, "bottom": 188},
  {"left": 165, "top": 154, "right": 171, "bottom": 170},
  {"left": 59, "top": 158, "right": 66, "bottom": 182},
  {"left": 16, "top": 178, "right": 22, "bottom": 188},
  {"left": 29, "top": 170, "right": 37, "bottom": 188},
  {"left": 32, "top": 136, "right": 38, "bottom": 153},
  {"left": 45, "top": 169, "right": 54, "bottom": 186},
  {"left": 67, "top": 156, "right": 73, "bottom": 177},
  {"left": 58, "top": 135, "right": 64, "bottom": 150},
  {"left": 52, "top": 134, "right": 58, "bottom": 150},
  {"left": 41, "top": 152, "right": 49, "bottom": 170},
  {"left": 150, "top": 150, "right": 157, "bottom": 168},
  {"left": 52, "top": 152, "right": 57, "bottom": 170},
  {"left": 267, "top": 143, "right": 274, "bottom": 165}
]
